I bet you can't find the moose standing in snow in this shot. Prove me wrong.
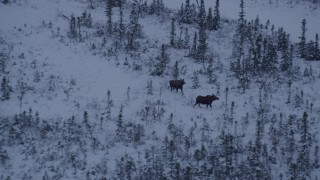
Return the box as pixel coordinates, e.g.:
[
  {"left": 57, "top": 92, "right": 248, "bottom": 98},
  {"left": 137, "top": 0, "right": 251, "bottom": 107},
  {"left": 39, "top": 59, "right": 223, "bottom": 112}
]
[
  {"left": 193, "top": 94, "right": 219, "bottom": 108},
  {"left": 169, "top": 79, "right": 186, "bottom": 94}
]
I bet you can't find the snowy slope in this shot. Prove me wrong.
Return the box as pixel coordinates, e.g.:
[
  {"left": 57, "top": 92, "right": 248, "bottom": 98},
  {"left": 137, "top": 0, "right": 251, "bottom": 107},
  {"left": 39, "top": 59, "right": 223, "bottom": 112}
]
[
  {"left": 0, "top": 0, "right": 320, "bottom": 179},
  {"left": 157, "top": 0, "right": 320, "bottom": 41}
]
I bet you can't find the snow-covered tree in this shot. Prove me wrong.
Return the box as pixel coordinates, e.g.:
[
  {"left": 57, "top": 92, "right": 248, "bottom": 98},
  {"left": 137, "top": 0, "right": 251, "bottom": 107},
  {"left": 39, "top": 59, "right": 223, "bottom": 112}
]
[
  {"left": 170, "top": 18, "right": 176, "bottom": 47},
  {"left": 299, "top": 19, "right": 307, "bottom": 58},
  {"left": 100, "top": 90, "right": 113, "bottom": 128},
  {"left": 213, "top": 0, "right": 220, "bottom": 30},
  {"left": 152, "top": 44, "right": 170, "bottom": 76},
  {"left": 1, "top": 76, "right": 11, "bottom": 101}
]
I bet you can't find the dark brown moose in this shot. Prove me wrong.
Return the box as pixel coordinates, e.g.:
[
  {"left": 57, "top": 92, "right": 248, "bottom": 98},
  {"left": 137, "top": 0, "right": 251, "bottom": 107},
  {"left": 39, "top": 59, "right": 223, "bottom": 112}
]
[
  {"left": 169, "top": 79, "right": 186, "bottom": 94},
  {"left": 193, "top": 94, "right": 219, "bottom": 108}
]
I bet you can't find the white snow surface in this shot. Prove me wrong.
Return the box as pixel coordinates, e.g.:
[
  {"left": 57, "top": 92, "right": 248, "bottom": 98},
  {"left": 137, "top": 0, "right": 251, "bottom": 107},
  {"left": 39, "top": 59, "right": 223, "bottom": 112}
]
[
  {"left": 157, "top": 0, "right": 320, "bottom": 41},
  {"left": 0, "top": 0, "right": 319, "bottom": 179}
]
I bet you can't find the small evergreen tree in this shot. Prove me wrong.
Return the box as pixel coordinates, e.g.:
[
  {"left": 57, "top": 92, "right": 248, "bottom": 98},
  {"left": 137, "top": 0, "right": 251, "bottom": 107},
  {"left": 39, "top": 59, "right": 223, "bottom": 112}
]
[
  {"left": 268, "top": 114, "right": 279, "bottom": 161},
  {"left": 100, "top": 90, "right": 113, "bottom": 128},
  {"left": 297, "top": 112, "right": 311, "bottom": 179},
  {"left": 183, "top": 28, "right": 190, "bottom": 49},
  {"left": 116, "top": 105, "right": 125, "bottom": 142},
  {"left": 146, "top": 80, "right": 153, "bottom": 95},
  {"left": 213, "top": 0, "right": 220, "bottom": 30},
  {"left": 315, "top": 34, "right": 320, "bottom": 60},
  {"left": 191, "top": 71, "right": 200, "bottom": 89},
  {"left": 170, "top": 18, "right": 176, "bottom": 47},
  {"left": 114, "top": 154, "right": 136, "bottom": 179},
  {"left": 126, "top": 3, "right": 141, "bottom": 51},
  {"left": 233, "top": 0, "right": 246, "bottom": 57},
  {"left": 0, "top": 50, "right": 9, "bottom": 73},
  {"left": 206, "top": 8, "right": 214, "bottom": 31},
  {"left": 197, "top": 0, "right": 207, "bottom": 62},
  {"left": 183, "top": 166, "right": 193, "bottom": 180},
  {"left": 299, "top": 19, "right": 307, "bottom": 58},
  {"left": 1, "top": 76, "right": 11, "bottom": 101},
  {"left": 285, "top": 114, "right": 296, "bottom": 165},
  {"left": 184, "top": 0, "right": 192, "bottom": 24},
  {"left": 82, "top": 111, "right": 91, "bottom": 135},
  {"left": 106, "top": 0, "right": 113, "bottom": 35},
  {"left": 313, "top": 146, "right": 319, "bottom": 168},
  {"left": 118, "top": 0, "right": 125, "bottom": 45},
  {"left": 190, "top": 31, "right": 198, "bottom": 57},
  {"left": 207, "top": 58, "right": 215, "bottom": 84},
  {"left": 172, "top": 61, "right": 179, "bottom": 79},
  {"left": 152, "top": 44, "right": 170, "bottom": 76},
  {"left": 69, "top": 15, "right": 77, "bottom": 39},
  {"left": 253, "top": 33, "right": 262, "bottom": 73}
]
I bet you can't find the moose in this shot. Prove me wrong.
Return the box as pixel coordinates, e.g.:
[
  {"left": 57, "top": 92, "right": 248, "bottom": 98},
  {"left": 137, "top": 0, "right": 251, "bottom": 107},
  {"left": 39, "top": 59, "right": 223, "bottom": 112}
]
[
  {"left": 169, "top": 79, "right": 186, "bottom": 94},
  {"left": 193, "top": 94, "right": 219, "bottom": 108}
]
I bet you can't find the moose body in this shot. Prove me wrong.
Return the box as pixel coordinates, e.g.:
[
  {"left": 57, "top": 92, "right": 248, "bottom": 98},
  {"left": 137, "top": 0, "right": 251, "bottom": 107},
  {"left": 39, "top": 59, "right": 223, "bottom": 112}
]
[
  {"left": 193, "top": 94, "right": 219, "bottom": 108},
  {"left": 169, "top": 79, "right": 185, "bottom": 94}
]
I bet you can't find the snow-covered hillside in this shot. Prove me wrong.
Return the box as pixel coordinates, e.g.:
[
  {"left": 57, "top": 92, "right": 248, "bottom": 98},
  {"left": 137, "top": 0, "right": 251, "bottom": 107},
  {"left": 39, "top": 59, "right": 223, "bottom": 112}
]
[
  {"left": 158, "top": 0, "right": 320, "bottom": 41},
  {"left": 0, "top": 0, "right": 319, "bottom": 179}
]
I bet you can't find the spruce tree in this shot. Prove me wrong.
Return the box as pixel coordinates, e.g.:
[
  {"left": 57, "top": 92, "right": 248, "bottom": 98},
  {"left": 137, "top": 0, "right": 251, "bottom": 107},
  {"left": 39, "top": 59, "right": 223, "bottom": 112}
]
[
  {"left": 233, "top": 0, "right": 246, "bottom": 58},
  {"left": 207, "top": 58, "right": 215, "bottom": 84},
  {"left": 299, "top": 19, "right": 307, "bottom": 58},
  {"left": 172, "top": 162, "right": 181, "bottom": 180},
  {"left": 297, "top": 112, "right": 311, "bottom": 179},
  {"left": 219, "top": 130, "right": 234, "bottom": 177},
  {"left": 116, "top": 105, "right": 125, "bottom": 142},
  {"left": 213, "top": 0, "right": 220, "bottom": 30},
  {"left": 82, "top": 111, "right": 91, "bottom": 135},
  {"left": 285, "top": 115, "right": 296, "bottom": 165},
  {"left": 313, "top": 146, "right": 319, "bottom": 168},
  {"left": 183, "top": 28, "right": 190, "bottom": 49},
  {"left": 179, "top": 3, "right": 184, "bottom": 21},
  {"left": 206, "top": 8, "right": 214, "bottom": 31},
  {"left": 0, "top": 50, "right": 8, "bottom": 74},
  {"left": 127, "top": 3, "right": 141, "bottom": 51},
  {"left": 147, "top": 80, "right": 153, "bottom": 95},
  {"left": 281, "top": 41, "right": 292, "bottom": 72},
  {"left": 172, "top": 61, "right": 179, "bottom": 79},
  {"left": 239, "top": 0, "right": 245, "bottom": 39},
  {"left": 152, "top": 44, "right": 170, "bottom": 76},
  {"left": 106, "top": 0, "right": 113, "bottom": 35},
  {"left": 197, "top": 0, "right": 207, "bottom": 62},
  {"left": 184, "top": 0, "right": 192, "bottom": 24},
  {"left": 118, "top": 0, "right": 125, "bottom": 45},
  {"left": 1, "top": 76, "right": 11, "bottom": 101},
  {"left": 100, "top": 90, "right": 113, "bottom": 128},
  {"left": 69, "top": 15, "right": 77, "bottom": 39},
  {"left": 253, "top": 33, "right": 262, "bottom": 73},
  {"left": 76, "top": 17, "right": 82, "bottom": 41},
  {"left": 314, "top": 33, "right": 319, "bottom": 60},
  {"left": 170, "top": 18, "right": 176, "bottom": 47},
  {"left": 268, "top": 114, "right": 278, "bottom": 161},
  {"left": 262, "top": 41, "right": 277, "bottom": 73},
  {"left": 191, "top": 71, "right": 200, "bottom": 89},
  {"left": 190, "top": 31, "right": 198, "bottom": 57},
  {"left": 183, "top": 166, "right": 193, "bottom": 180}
]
